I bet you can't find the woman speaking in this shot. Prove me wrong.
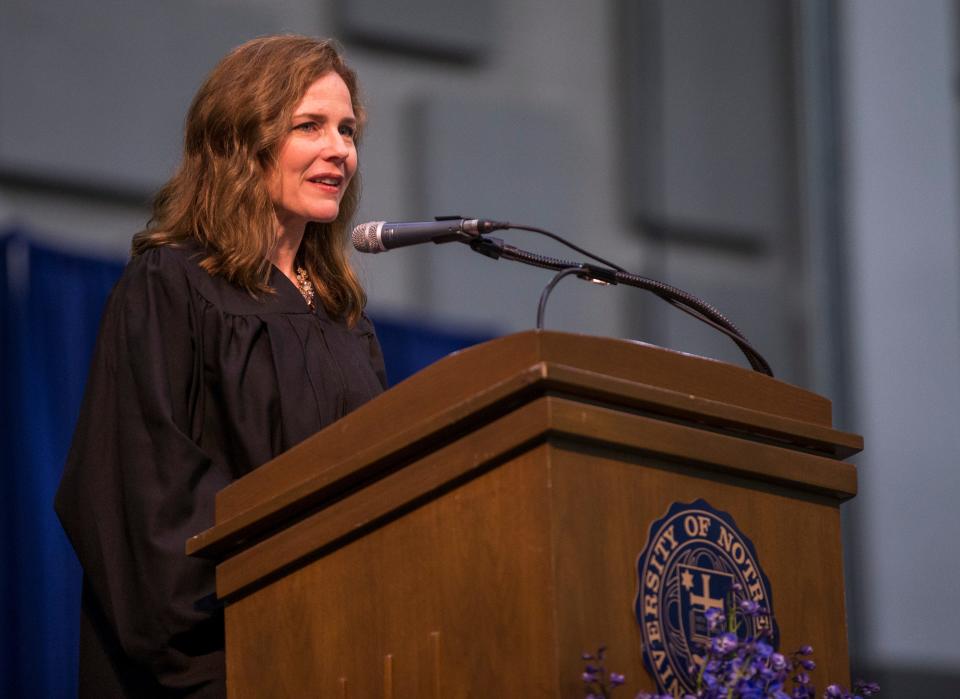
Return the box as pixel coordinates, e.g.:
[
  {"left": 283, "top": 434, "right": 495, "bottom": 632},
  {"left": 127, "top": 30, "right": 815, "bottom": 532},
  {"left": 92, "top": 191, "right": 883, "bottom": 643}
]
[{"left": 55, "top": 36, "right": 387, "bottom": 697}]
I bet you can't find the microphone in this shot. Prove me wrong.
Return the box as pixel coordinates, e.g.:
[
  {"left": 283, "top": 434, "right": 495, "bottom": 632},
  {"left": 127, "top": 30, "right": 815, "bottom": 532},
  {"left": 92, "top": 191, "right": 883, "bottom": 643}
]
[{"left": 351, "top": 218, "right": 508, "bottom": 253}]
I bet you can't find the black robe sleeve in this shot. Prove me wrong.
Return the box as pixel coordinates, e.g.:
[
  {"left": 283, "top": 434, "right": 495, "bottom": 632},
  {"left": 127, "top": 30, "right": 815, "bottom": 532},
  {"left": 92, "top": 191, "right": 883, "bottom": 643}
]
[
  {"left": 57, "top": 242, "right": 388, "bottom": 698},
  {"left": 55, "top": 249, "right": 226, "bottom": 697},
  {"left": 359, "top": 311, "right": 389, "bottom": 392}
]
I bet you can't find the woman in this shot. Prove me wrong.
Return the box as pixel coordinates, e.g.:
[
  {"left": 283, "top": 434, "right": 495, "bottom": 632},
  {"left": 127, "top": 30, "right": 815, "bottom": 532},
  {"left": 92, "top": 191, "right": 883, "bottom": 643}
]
[{"left": 55, "top": 36, "right": 387, "bottom": 698}]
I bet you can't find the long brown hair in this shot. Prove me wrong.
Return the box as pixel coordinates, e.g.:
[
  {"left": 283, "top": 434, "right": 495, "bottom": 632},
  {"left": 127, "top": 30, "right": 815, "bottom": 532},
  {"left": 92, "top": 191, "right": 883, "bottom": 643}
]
[{"left": 133, "top": 35, "right": 367, "bottom": 323}]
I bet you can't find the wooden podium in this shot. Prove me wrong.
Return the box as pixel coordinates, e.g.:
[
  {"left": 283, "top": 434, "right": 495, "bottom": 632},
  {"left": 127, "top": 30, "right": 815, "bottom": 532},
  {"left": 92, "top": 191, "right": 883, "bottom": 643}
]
[{"left": 188, "top": 331, "right": 862, "bottom": 697}]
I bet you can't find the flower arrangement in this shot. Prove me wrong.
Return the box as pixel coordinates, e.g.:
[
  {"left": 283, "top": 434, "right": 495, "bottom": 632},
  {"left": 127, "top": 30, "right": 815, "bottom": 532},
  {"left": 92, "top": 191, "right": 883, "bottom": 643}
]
[{"left": 582, "top": 595, "right": 879, "bottom": 699}]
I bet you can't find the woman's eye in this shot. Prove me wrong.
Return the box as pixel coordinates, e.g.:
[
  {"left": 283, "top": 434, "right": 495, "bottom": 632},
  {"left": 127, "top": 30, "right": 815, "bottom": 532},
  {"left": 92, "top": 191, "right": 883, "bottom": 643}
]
[
  {"left": 339, "top": 124, "right": 356, "bottom": 138},
  {"left": 294, "top": 121, "right": 318, "bottom": 132}
]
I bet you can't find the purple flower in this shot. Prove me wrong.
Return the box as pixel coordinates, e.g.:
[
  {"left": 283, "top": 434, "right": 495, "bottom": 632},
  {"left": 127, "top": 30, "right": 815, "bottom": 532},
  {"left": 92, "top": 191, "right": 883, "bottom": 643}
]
[
  {"left": 579, "top": 644, "right": 630, "bottom": 697},
  {"left": 712, "top": 632, "right": 738, "bottom": 654},
  {"left": 579, "top": 631, "right": 877, "bottom": 699},
  {"left": 739, "top": 599, "right": 760, "bottom": 616},
  {"left": 704, "top": 606, "right": 726, "bottom": 631}
]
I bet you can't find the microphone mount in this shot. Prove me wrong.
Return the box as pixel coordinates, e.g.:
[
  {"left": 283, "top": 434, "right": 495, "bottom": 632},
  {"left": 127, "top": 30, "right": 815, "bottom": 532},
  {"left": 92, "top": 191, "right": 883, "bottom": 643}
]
[{"left": 353, "top": 216, "right": 774, "bottom": 376}]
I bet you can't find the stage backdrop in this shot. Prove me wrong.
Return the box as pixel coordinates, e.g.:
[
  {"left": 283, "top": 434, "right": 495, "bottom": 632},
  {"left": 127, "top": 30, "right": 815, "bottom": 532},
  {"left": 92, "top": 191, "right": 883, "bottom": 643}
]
[{"left": 0, "top": 229, "right": 491, "bottom": 698}]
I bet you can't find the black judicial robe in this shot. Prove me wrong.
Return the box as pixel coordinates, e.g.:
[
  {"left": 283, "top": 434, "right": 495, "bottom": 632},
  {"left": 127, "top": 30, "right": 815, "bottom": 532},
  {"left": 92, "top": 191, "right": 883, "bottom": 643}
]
[{"left": 55, "top": 242, "right": 388, "bottom": 697}]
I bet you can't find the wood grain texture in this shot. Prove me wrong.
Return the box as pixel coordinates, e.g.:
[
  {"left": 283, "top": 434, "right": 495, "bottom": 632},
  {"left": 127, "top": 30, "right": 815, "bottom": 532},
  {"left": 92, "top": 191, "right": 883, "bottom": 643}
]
[
  {"left": 224, "top": 439, "right": 851, "bottom": 696},
  {"left": 383, "top": 654, "right": 393, "bottom": 699},
  {"left": 190, "top": 336, "right": 859, "bottom": 561},
  {"left": 209, "top": 396, "right": 855, "bottom": 600},
  {"left": 539, "top": 364, "right": 861, "bottom": 457},
  {"left": 546, "top": 444, "right": 849, "bottom": 695},
  {"left": 210, "top": 331, "right": 835, "bottom": 521},
  {"left": 192, "top": 331, "right": 861, "bottom": 697},
  {"left": 226, "top": 447, "right": 559, "bottom": 698}
]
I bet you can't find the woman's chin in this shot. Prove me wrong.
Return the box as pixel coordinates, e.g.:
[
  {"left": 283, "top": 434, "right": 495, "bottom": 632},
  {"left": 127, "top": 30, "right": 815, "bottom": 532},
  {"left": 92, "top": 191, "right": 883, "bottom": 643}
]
[{"left": 305, "top": 206, "right": 340, "bottom": 225}]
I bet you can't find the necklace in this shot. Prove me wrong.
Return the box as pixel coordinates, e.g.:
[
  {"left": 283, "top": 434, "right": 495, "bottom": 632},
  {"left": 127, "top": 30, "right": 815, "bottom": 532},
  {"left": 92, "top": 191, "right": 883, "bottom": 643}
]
[{"left": 295, "top": 266, "right": 316, "bottom": 310}]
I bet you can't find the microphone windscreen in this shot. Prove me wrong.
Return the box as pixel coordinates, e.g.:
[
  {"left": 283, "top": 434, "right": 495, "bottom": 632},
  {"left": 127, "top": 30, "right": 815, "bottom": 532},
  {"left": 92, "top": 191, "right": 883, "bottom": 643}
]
[{"left": 351, "top": 221, "right": 383, "bottom": 253}]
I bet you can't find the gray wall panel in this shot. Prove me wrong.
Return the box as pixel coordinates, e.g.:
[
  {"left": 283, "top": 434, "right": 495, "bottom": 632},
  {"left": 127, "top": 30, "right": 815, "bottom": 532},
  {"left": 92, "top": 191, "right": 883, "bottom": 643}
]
[
  {"left": 841, "top": 0, "right": 960, "bottom": 678},
  {"left": 0, "top": 1, "right": 279, "bottom": 192},
  {"left": 337, "top": 0, "right": 492, "bottom": 61},
  {"left": 407, "top": 95, "right": 613, "bottom": 334},
  {"left": 624, "top": 0, "right": 795, "bottom": 243}
]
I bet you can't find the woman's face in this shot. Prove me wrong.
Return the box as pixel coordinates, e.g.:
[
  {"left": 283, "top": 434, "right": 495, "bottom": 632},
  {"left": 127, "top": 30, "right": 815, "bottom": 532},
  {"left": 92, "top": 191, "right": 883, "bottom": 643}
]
[{"left": 267, "top": 72, "right": 358, "bottom": 235}]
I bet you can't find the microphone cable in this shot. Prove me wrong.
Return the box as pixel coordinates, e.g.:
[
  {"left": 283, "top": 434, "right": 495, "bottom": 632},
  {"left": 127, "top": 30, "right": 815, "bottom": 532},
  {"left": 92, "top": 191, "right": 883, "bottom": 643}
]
[{"left": 469, "top": 227, "right": 773, "bottom": 376}]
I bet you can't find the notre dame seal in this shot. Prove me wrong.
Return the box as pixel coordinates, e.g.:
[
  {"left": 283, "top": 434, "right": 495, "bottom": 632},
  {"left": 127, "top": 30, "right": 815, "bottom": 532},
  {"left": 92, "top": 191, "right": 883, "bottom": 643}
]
[{"left": 634, "top": 499, "right": 778, "bottom": 695}]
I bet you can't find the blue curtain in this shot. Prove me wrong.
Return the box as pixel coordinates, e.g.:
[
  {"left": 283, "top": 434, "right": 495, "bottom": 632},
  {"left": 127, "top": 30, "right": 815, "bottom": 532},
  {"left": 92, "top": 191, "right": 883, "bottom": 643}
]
[
  {"left": 0, "top": 229, "right": 491, "bottom": 698},
  {"left": 1, "top": 232, "right": 124, "bottom": 698}
]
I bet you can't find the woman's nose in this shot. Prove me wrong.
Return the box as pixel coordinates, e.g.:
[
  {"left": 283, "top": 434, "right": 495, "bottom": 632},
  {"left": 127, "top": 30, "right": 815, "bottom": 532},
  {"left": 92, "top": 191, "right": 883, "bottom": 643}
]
[{"left": 324, "top": 132, "right": 350, "bottom": 161}]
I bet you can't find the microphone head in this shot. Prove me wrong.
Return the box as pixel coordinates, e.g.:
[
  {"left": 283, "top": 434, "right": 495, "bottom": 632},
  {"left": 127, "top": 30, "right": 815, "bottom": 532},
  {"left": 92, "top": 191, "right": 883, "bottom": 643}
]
[{"left": 351, "top": 221, "right": 385, "bottom": 253}]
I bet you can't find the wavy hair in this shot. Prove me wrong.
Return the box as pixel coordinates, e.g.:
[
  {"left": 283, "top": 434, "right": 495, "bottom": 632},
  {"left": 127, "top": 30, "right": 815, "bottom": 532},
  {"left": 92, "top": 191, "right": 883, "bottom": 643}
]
[{"left": 132, "top": 35, "right": 367, "bottom": 323}]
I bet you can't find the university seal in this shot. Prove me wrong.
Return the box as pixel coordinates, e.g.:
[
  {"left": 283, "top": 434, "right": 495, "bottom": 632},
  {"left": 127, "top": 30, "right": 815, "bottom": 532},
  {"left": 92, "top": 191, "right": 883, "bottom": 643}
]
[{"left": 634, "top": 499, "right": 778, "bottom": 695}]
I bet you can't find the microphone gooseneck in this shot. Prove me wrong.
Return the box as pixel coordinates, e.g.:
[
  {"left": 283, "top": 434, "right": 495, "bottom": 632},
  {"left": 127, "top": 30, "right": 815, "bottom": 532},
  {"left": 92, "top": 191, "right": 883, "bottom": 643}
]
[{"left": 350, "top": 215, "right": 774, "bottom": 376}]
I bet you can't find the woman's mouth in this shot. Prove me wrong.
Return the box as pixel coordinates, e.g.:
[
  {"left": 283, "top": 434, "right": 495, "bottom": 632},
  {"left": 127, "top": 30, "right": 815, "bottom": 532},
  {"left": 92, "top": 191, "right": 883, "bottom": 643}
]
[{"left": 307, "top": 174, "right": 343, "bottom": 191}]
